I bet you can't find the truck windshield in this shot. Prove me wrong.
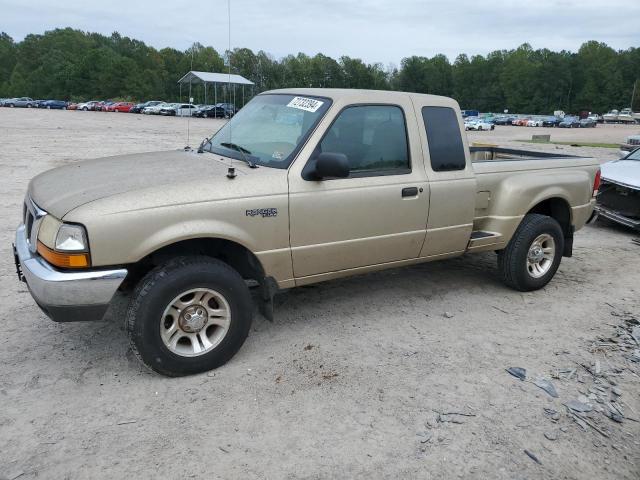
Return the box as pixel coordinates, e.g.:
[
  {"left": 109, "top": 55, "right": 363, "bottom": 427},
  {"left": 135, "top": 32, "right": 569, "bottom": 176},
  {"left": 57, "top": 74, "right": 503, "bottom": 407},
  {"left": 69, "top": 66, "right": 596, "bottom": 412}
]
[{"left": 205, "top": 94, "right": 332, "bottom": 168}]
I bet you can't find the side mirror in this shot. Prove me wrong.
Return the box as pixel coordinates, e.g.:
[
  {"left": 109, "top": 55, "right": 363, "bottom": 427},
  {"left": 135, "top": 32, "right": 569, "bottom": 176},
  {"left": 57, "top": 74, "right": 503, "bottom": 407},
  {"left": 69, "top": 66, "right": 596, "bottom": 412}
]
[{"left": 312, "top": 152, "right": 350, "bottom": 180}]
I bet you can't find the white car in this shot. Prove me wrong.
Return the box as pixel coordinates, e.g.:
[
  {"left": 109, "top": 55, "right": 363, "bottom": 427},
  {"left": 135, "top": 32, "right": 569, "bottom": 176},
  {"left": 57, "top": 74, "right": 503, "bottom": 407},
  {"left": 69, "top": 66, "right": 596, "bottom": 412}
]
[
  {"left": 466, "top": 120, "right": 495, "bottom": 131},
  {"left": 527, "top": 119, "right": 544, "bottom": 127},
  {"left": 159, "top": 103, "right": 198, "bottom": 117},
  {"left": 76, "top": 101, "right": 100, "bottom": 111},
  {"left": 143, "top": 102, "right": 169, "bottom": 115}
]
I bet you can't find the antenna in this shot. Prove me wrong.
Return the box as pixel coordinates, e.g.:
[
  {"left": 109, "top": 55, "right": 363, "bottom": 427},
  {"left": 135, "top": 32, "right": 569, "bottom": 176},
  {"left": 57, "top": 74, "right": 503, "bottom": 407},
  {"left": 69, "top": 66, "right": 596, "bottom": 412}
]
[
  {"left": 186, "top": 47, "right": 194, "bottom": 150},
  {"left": 227, "top": 0, "right": 233, "bottom": 172}
]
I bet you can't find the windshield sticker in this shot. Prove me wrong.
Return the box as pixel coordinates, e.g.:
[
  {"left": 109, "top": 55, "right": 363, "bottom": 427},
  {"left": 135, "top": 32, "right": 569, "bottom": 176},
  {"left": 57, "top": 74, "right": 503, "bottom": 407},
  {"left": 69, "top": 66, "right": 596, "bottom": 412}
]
[
  {"left": 286, "top": 97, "right": 324, "bottom": 113},
  {"left": 272, "top": 151, "right": 284, "bottom": 160}
]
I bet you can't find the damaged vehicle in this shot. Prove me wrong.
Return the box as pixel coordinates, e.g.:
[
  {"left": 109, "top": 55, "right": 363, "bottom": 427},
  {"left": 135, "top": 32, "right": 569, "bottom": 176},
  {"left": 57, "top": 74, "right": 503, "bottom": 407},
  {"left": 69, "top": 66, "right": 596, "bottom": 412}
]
[{"left": 596, "top": 148, "right": 640, "bottom": 230}]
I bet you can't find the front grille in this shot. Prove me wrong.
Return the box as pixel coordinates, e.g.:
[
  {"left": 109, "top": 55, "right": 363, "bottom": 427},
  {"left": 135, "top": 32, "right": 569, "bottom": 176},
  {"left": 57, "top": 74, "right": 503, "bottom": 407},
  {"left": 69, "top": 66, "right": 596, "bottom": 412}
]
[{"left": 25, "top": 208, "right": 34, "bottom": 240}]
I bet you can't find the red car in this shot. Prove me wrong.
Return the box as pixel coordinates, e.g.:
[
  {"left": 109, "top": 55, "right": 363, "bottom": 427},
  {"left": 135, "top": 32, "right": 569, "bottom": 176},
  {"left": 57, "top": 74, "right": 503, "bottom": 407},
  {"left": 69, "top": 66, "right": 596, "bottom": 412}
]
[{"left": 113, "top": 102, "right": 135, "bottom": 112}]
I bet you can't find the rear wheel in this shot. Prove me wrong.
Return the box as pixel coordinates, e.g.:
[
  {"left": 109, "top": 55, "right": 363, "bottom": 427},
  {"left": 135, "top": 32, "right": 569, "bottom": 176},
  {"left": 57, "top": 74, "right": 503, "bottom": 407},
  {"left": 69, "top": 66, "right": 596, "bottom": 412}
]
[
  {"left": 497, "top": 214, "right": 564, "bottom": 291},
  {"left": 126, "top": 256, "right": 253, "bottom": 376}
]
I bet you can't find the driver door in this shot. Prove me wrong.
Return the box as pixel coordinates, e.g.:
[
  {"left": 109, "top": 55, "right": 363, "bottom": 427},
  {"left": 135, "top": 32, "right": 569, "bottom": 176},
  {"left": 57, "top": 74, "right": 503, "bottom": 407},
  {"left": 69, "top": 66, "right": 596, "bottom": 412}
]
[{"left": 287, "top": 100, "right": 430, "bottom": 281}]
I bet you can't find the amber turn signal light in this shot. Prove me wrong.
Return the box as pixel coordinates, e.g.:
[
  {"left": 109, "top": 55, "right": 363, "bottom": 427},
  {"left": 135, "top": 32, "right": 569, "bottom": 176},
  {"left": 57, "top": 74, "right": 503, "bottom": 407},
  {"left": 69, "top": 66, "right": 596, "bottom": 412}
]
[{"left": 37, "top": 241, "right": 90, "bottom": 268}]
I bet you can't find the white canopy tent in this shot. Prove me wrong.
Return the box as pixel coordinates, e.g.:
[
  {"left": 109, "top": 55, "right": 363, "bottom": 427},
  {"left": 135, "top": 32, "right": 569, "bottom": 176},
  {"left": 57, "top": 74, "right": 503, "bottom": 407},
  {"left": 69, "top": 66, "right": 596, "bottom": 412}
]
[{"left": 177, "top": 71, "right": 255, "bottom": 107}]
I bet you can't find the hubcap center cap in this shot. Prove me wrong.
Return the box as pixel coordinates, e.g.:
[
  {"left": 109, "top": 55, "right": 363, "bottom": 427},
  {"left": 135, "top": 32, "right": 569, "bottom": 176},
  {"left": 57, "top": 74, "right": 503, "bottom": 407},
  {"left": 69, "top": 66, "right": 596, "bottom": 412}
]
[
  {"left": 528, "top": 245, "right": 544, "bottom": 263},
  {"left": 179, "top": 305, "right": 207, "bottom": 333}
]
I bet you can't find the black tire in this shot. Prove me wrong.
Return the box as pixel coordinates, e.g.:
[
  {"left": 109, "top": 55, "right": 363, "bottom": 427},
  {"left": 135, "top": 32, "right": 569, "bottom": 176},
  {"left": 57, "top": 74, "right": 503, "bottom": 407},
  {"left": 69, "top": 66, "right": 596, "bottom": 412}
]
[
  {"left": 126, "top": 256, "right": 253, "bottom": 376},
  {"left": 497, "top": 214, "right": 564, "bottom": 292},
  {"left": 82, "top": 106, "right": 88, "bottom": 111}
]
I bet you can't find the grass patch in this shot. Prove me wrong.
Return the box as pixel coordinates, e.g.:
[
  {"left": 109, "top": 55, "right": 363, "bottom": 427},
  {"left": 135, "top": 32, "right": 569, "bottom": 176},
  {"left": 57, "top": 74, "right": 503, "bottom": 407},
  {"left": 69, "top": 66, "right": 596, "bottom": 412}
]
[{"left": 518, "top": 140, "right": 619, "bottom": 148}]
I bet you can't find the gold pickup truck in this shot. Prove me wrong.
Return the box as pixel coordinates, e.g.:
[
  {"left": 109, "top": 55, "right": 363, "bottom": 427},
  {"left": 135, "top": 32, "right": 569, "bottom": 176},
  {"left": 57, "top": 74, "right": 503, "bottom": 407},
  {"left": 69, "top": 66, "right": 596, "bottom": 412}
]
[{"left": 14, "top": 89, "right": 601, "bottom": 376}]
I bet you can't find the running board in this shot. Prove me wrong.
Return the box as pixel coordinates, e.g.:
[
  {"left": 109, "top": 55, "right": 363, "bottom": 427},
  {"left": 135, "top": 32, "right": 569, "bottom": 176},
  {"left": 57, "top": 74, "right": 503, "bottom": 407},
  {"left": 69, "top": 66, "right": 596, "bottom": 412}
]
[{"left": 467, "top": 231, "right": 503, "bottom": 250}]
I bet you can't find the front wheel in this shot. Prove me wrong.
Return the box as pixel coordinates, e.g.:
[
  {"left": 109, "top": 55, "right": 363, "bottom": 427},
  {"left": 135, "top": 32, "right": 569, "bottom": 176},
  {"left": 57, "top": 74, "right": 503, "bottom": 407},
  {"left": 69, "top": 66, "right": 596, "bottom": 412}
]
[
  {"left": 126, "top": 256, "right": 253, "bottom": 376},
  {"left": 497, "top": 214, "right": 564, "bottom": 291}
]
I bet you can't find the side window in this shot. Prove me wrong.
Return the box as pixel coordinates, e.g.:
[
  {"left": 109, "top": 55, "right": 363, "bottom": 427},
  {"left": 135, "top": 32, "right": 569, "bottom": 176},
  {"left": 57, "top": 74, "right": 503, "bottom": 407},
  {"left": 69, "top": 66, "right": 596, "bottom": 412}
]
[
  {"left": 421, "top": 106, "right": 466, "bottom": 172},
  {"left": 319, "top": 105, "right": 409, "bottom": 174}
]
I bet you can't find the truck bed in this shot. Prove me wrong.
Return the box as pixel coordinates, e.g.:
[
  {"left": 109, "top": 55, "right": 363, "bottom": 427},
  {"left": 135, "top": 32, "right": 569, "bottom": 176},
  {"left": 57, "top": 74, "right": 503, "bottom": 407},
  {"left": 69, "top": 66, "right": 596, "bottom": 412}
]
[{"left": 470, "top": 146, "right": 598, "bottom": 175}]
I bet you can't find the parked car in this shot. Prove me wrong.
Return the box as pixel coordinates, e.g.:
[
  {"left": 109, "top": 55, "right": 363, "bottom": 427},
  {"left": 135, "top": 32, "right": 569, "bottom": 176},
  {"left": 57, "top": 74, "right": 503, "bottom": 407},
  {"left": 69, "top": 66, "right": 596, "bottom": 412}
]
[
  {"left": 194, "top": 105, "right": 228, "bottom": 118},
  {"left": 13, "top": 89, "right": 600, "bottom": 376},
  {"left": 526, "top": 119, "right": 544, "bottom": 127},
  {"left": 579, "top": 118, "right": 597, "bottom": 128},
  {"left": 95, "top": 101, "right": 114, "bottom": 111},
  {"left": 113, "top": 102, "right": 135, "bottom": 113},
  {"left": 77, "top": 101, "right": 100, "bottom": 111},
  {"left": 466, "top": 120, "right": 494, "bottom": 131},
  {"left": 160, "top": 103, "right": 198, "bottom": 116},
  {"left": 102, "top": 102, "right": 118, "bottom": 112},
  {"left": 589, "top": 114, "right": 604, "bottom": 123},
  {"left": 542, "top": 117, "right": 562, "bottom": 127},
  {"left": 493, "top": 116, "right": 515, "bottom": 126},
  {"left": 512, "top": 118, "right": 530, "bottom": 126},
  {"left": 143, "top": 102, "right": 170, "bottom": 115},
  {"left": 5, "top": 97, "right": 36, "bottom": 108},
  {"left": 595, "top": 147, "right": 640, "bottom": 230},
  {"left": 41, "top": 100, "right": 68, "bottom": 110},
  {"left": 34, "top": 100, "right": 49, "bottom": 108},
  {"left": 619, "top": 134, "right": 640, "bottom": 157},
  {"left": 67, "top": 103, "right": 79, "bottom": 110},
  {"left": 216, "top": 103, "right": 237, "bottom": 118},
  {"left": 558, "top": 117, "right": 580, "bottom": 128},
  {"left": 130, "top": 100, "right": 163, "bottom": 114}
]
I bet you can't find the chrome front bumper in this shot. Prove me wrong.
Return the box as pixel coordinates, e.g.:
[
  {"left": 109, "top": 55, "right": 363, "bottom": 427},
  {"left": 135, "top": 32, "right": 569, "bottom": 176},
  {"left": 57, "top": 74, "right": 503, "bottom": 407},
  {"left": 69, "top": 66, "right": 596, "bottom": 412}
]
[{"left": 14, "top": 224, "right": 128, "bottom": 322}]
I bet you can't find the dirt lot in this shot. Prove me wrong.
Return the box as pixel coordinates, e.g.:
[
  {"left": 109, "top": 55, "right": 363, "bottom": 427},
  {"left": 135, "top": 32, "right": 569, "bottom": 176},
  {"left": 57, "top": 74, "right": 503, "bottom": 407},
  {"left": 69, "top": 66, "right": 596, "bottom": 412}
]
[{"left": 0, "top": 109, "right": 638, "bottom": 480}]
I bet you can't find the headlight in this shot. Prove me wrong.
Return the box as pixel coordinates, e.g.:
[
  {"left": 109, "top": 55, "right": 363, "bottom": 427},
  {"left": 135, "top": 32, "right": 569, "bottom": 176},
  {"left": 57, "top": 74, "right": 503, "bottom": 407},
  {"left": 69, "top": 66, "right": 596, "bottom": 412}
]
[
  {"left": 37, "top": 215, "right": 90, "bottom": 268},
  {"left": 56, "top": 224, "right": 88, "bottom": 251}
]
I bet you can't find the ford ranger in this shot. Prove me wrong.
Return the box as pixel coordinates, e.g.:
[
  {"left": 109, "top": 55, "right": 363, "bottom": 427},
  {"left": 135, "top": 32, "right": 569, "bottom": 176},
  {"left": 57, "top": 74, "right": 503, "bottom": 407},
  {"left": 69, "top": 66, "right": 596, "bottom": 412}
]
[{"left": 14, "top": 89, "right": 601, "bottom": 376}]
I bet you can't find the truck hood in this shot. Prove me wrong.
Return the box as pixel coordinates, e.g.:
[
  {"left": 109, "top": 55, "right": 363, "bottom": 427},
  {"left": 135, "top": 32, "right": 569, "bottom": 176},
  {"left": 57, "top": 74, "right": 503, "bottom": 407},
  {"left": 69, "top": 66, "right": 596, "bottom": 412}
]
[
  {"left": 28, "top": 150, "right": 253, "bottom": 218},
  {"left": 601, "top": 159, "right": 640, "bottom": 190}
]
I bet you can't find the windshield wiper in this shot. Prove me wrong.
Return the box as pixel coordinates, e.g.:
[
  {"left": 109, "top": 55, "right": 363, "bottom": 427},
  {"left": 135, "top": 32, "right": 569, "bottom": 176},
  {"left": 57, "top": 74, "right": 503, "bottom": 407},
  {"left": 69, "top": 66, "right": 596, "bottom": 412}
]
[
  {"left": 220, "top": 142, "right": 252, "bottom": 155},
  {"left": 219, "top": 142, "right": 258, "bottom": 168}
]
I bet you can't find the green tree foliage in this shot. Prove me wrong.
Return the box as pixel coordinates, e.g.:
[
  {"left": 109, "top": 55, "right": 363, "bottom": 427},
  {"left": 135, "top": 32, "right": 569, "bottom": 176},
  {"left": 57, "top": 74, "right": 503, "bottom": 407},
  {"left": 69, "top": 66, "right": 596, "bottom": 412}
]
[{"left": 1, "top": 27, "right": 638, "bottom": 113}]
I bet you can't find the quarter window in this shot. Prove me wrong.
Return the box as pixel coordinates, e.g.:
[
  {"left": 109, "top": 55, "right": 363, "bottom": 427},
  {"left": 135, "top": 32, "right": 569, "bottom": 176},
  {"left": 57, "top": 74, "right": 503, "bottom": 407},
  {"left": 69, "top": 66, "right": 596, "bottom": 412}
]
[
  {"left": 318, "top": 105, "right": 410, "bottom": 174},
  {"left": 421, "top": 106, "right": 467, "bottom": 172}
]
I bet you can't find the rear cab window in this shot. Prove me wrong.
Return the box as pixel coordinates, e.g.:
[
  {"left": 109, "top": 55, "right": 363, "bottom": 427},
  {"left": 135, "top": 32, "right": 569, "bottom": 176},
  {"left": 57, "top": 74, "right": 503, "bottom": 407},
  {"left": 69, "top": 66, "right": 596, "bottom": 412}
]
[{"left": 421, "top": 106, "right": 467, "bottom": 172}]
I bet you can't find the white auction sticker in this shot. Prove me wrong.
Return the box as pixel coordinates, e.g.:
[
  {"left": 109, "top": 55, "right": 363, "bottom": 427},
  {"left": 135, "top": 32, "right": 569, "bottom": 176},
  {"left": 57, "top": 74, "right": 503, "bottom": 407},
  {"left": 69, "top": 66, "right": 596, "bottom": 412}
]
[{"left": 286, "top": 96, "right": 324, "bottom": 112}]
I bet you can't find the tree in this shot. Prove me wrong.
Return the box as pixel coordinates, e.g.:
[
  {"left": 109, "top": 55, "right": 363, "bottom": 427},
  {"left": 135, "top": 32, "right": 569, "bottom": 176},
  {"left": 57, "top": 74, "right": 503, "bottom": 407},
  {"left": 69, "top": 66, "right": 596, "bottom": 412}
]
[{"left": 1, "top": 28, "right": 636, "bottom": 115}]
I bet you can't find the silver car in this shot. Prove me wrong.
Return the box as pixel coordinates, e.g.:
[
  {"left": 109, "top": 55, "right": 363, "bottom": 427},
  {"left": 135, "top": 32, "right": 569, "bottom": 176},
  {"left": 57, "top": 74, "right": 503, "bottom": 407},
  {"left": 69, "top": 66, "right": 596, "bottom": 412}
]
[{"left": 5, "top": 97, "right": 36, "bottom": 108}]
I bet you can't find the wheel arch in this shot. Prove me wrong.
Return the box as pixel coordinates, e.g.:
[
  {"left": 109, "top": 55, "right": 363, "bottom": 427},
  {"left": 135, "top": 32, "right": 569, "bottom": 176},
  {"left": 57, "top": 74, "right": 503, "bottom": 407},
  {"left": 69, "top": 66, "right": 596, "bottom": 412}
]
[
  {"left": 526, "top": 197, "right": 573, "bottom": 256},
  {"left": 122, "top": 236, "right": 267, "bottom": 291}
]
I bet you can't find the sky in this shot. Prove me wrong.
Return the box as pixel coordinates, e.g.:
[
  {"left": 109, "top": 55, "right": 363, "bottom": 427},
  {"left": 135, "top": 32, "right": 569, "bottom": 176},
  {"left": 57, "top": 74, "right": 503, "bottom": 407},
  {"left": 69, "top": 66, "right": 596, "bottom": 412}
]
[{"left": 2, "top": 0, "right": 639, "bottom": 65}]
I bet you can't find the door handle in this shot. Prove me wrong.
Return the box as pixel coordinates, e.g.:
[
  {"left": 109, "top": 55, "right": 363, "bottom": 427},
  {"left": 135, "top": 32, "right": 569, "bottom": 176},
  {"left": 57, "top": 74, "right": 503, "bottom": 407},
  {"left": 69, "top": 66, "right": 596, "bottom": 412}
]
[{"left": 401, "top": 187, "right": 419, "bottom": 197}]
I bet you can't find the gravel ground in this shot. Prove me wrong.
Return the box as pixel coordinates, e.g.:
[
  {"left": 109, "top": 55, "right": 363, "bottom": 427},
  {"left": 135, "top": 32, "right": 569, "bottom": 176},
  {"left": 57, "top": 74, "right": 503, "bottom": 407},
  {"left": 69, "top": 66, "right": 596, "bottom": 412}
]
[{"left": 0, "top": 109, "right": 638, "bottom": 480}]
